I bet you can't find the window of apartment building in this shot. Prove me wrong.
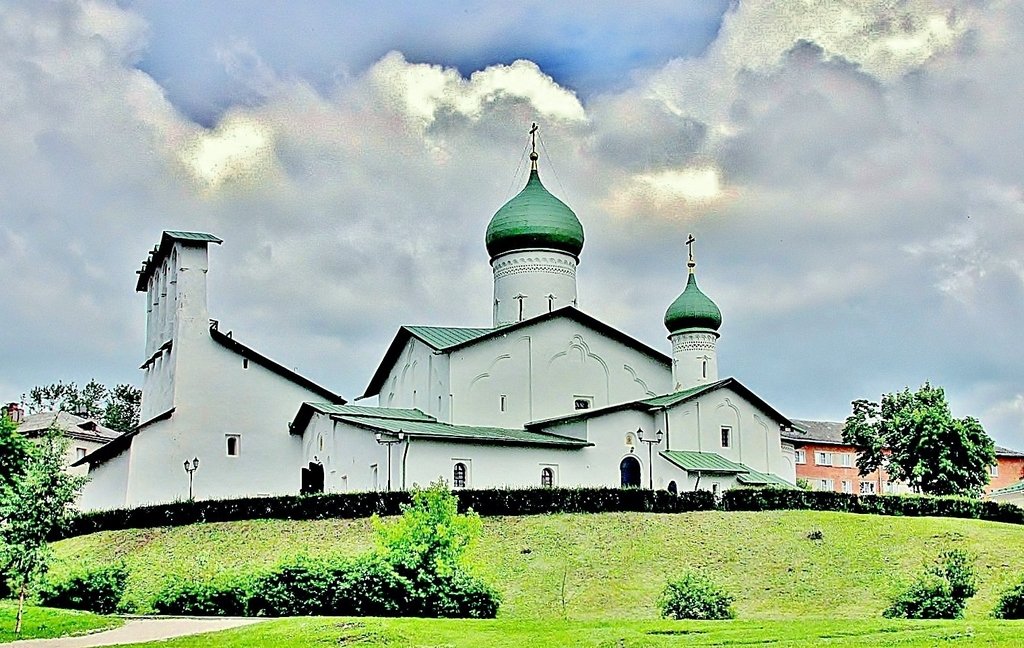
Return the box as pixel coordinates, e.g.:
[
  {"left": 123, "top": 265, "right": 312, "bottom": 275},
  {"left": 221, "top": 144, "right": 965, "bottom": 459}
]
[
  {"left": 794, "top": 449, "right": 806, "bottom": 464},
  {"left": 226, "top": 434, "right": 241, "bottom": 457},
  {"left": 840, "top": 453, "right": 853, "bottom": 468},
  {"left": 859, "top": 481, "right": 876, "bottom": 494},
  {"left": 989, "top": 464, "right": 999, "bottom": 477},
  {"left": 574, "top": 397, "right": 592, "bottom": 411},
  {"left": 818, "top": 479, "right": 834, "bottom": 491},
  {"left": 75, "top": 447, "right": 87, "bottom": 461},
  {"left": 815, "top": 451, "right": 833, "bottom": 466},
  {"left": 721, "top": 427, "right": 731, "bottom": 448},
  {"left": 841, "top": 480, "right": 852, "bottom": 493}
]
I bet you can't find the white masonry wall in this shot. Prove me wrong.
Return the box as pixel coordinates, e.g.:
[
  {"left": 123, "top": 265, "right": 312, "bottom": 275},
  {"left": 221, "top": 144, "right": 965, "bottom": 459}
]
[
  {"left": 492, "top": 250, "right": 579, "bottom": 326},
  {"left": 378, "top": 337, "right": 451, "bottom": 421}
]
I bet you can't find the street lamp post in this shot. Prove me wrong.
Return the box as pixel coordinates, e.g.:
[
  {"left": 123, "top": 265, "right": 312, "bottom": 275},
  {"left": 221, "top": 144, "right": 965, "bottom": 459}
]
[
  {"left": 637, "top": 428, "right": 664, "bottom": 490},
  {"left": 183, "top": 456, "right": 199, "bottom": 500},
  {"left": 374, "top": 431, "right": 405, "bottom": 491}
]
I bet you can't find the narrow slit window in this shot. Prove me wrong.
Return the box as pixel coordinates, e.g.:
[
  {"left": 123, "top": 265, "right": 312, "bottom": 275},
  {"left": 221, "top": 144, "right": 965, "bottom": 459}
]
[
  {"left": 720, "top": 427, "right": 731, "bottom": 448},
  {"left": 499, "top": 395, "right": 507, "bottom": 412},
  {"left": 226, "top": 434, "right": 241, "bottom": 457}
]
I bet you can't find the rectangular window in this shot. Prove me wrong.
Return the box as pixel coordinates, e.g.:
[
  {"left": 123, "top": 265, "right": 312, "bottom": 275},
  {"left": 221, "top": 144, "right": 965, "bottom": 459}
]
[
  {"left": 75, "top": 447, "right": 87, "bottom": 461},
  {"left": 794, "top": 449, "right": 806, "bottom": 464},
  {"left": 840, "top": 453, "right": 853, "bottom": 468},
  {"left": 226, "top": 434, "right": 241, "bottom": 457},
  {"left": 499, "top": 394, "right": 507, "bottom": 412},
  {"left": 819, "top": 479, "right": 834, "bottom": 491},
  {"left": 815, "top": 451, "right": 833, "bottom": 466},
  {"left": 720, "top": 427, "right": 731, "bottom": 448},
  {"left": 989, "top": 464, "right": 999, "bottom": 477},
  {"left": 860, "top": 481, "right": 876, "bottom": 494},
  {"left": 841, "top": 480, "right": 852, "bottom": 493},
  {"left": 573, "top": 397, "right": 592, "bottom": 411}
]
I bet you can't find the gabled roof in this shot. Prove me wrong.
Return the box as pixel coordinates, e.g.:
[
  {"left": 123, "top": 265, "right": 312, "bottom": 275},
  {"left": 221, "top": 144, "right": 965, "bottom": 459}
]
[
  {"left": 660, "top": 450, "right": 747, "bottom": 474},
  {"left": 18, "top": 411, "right": 119, "bottom": 444},
  {"left": 526, "top": 377, "right": 793, "bottom": 430},
  {"left": 335, "top": 414, "right": 590, "bottom": 448},
  {"left": 787, "top": 419, "right": 1024, "bottom": 458},
  {"left": 362, "top": 306, "right": 670, "bottom": 399},
  {"left": 737, "top": 468, "right": 794, "bottom": 487},
  {"left": 990, "top": 480, "right": 1024, "bottom": 497},
  {"left": 209, "top": 326, "right": 345, "bottom": 405},
  {"left": 289, "top": 403, "right": 433, "bottom": 435},
  {"left": 136, "top": 231, "right": 222, "bottom": 291}
]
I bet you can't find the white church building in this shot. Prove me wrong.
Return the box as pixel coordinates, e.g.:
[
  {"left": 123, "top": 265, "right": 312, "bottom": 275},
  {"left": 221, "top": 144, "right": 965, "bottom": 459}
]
[{"left": 76, "top": 142, "right": 797, "bottom": 510}]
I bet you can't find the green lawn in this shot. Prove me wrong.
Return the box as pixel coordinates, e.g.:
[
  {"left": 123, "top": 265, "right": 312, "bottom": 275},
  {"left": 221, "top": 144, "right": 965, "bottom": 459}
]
[
  {"left": 0, "top": 602, "right": 122, "bottom": 642},
  {"left": 113, "top": 617, "right": 1024, "bottom": 647},
  {"left": 51, "top": 511, "right": 1024, "bottom": 619}
]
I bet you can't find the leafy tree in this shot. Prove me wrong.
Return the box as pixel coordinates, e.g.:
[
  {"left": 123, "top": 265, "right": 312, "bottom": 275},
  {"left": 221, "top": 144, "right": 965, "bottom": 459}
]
[
  {"left": 0, "top": 428, "right": 88, "bottom": 634},
  {"left": 843, "top": 383, "right": 996, "bottom": 497},
  {"left": 21, "top": 380, "right": 141, "bottom": 433},
  {"left": 0, "top": 415, "right": 31, "bottom": 490}
]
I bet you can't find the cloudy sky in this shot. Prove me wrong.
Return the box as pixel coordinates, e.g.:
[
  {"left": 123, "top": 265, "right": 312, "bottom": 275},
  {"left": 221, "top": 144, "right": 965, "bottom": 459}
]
[{"left": 1, "top": 0, "right": 1022, "bottom": 448}]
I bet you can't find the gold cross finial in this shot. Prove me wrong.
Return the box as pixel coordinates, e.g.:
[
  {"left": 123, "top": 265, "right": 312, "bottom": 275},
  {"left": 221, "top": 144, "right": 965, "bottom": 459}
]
[
  {"left": 685, "top": 233, "right": 696, "bottom": 273},
  {"left": 529, "top": 122, "right": 539, "bottom": 170}
]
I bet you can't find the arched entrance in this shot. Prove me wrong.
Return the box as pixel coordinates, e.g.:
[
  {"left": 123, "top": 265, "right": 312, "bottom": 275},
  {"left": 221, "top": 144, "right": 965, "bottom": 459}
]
[
  {"left": 667, "top": 480, "right": 678, "bottom": 495},
  {"left": 300, "top": 462, "right": 324, "bottom": 495},
  {"left": 619, "top": 456, "right": 641, "bottom": 488}
]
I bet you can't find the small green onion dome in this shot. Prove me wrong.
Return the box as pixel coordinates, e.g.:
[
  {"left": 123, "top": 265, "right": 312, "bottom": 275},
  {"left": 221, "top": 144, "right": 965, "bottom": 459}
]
[
  {"left": 664, "top": 272, "right": 722, "bottom": 333},
  {"left": 486, "top": 168, "right": 584, "bottom": 259}
]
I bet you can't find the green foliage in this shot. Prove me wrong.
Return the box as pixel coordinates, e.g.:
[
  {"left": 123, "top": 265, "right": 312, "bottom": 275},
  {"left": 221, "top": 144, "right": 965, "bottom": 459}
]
[
  {"left": 21, "top": 380, "right": 140, "bottom": 433},
  {"left": 795, "top": 478, "right": 812, "bottom": 491},
  {"left": 993, "top": 579, "right": 1024, "bottom": 619},
  {"left": 884, "top": 549, "right": 977, "bottom": 619},
  {"left": 36, "top": 563, "right": 128, "bottom": 614},
  {"left": 843, "top": 383, "right": 996, "bottom": 497},
  {"left": 0, "top": 428, "right": 88, "bottom": 632},
  {"left": 658, "top": 571, "right": 735, "bottom": 620},
  {"left": 0, "top": 415, "right": 31, "bottom": 491},
  {"left": 374, "top": 482, "right": 482, "bottom": 577},
  {"left": 152, "top": 576, "right": 249, "bottom": 616}
]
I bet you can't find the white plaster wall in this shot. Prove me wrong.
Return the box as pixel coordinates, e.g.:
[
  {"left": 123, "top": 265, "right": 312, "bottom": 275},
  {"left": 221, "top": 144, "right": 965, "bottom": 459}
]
[
  {"left": 63, "top": 438, "right": 108, "bottom": 477},
  {"left": 301, "top": 416, "right": 393, "bottom": 492},
  {"left": 449, "top": 315, "right": 671, "bottom": 428},
  {"left": 379, "top": 338, "right": 450, "bottom": 420},
  {"left": 79, "top": 449, "right": 130, "bottom": 511},
  {"left": 492, "top": 250, "right": 578, "bottom": 326},
  {"left": 670, "top": 330, "right": 719, "bottom": 392}
]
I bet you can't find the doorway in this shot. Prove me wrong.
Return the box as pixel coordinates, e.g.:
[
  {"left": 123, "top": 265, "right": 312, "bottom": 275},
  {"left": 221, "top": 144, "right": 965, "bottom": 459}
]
[{"left": 619, "top": 456, "right": 641, "bottom": 488}]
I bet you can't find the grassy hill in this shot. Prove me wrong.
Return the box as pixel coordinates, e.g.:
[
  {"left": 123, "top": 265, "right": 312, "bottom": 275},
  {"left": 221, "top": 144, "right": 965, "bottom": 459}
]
[{"left": 50, "top": 510, "right": 1024, "bottom": 619}]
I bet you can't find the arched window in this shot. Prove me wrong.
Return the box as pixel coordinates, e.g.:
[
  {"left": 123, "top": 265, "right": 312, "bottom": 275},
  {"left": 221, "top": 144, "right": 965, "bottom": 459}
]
[
  {"left": 667, "top": 480, "right": 678, "bottom": 495},
  {"left": 541, "top": 467, "right": 554, "bottom": 488},
  {"left": 453, "top": 462, "right": 467, "bottom": 488}
]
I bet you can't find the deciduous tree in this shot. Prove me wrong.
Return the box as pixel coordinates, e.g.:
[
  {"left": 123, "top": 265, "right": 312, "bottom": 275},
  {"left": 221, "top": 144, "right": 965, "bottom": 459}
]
[
  {"left": 21, "top": 380, "right": 141, "bottom": 432},
  {"left": 843, "top": 382, "right": 995, "bottom": 497}
]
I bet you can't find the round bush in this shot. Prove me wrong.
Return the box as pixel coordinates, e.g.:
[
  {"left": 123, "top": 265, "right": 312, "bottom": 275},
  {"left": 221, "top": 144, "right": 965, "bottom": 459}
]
[
  {"left": 658, "top": 571, "right": 735, "bottom": 620},
  {"left": 883, "top": 550, "right": 976, "bottom": 620},
  {"left": 37, "top": 563, "right": 128, "bottom": 614},
  {"left": 993, "top": 581, "right": 1024, "bottom": 619},
  {"left": 151, "top": 577, "right": 248, "bottom": 616}
]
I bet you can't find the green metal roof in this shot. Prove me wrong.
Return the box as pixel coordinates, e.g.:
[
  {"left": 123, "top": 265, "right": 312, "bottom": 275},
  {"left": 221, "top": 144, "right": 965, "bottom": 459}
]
[
  {"left": 485, "top": 169, "right": 584, "bottom": 259},
  {"left": 405, "top": 326, "right": 495, "bottom": 349},
  {"left": 307, "top": 404, "right": 433, "bottom": 421},
  {"left": 336, "top": 415, "right": 589, "bottom": 448},
  {"left": 163, "top": 231, "right": 224, "bottom": 243},
  {"left": 136, "top": 231, "right": 223, "bottom": 291},
  {"left": 990, "top": 480, "right": 1024, "bottom": 497},
  {"left": 641, "top": 380, "right": 729, "bottom": 408},
  {"left": 660, "top": 451, "right": 748, "bottom": 473},
  {"left": 664, "top": 271, "right": 722, "bottom": 333},
  {"left": 737, "top": 468, "right": 794, "bottom": 488}
]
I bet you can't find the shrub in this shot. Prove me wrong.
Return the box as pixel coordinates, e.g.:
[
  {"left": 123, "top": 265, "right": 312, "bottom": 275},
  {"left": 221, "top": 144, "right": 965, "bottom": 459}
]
[
  {"left": 246, "top": 556, "right": 337, "bottom": 617},
  {"left": 884, "top": 549, "right": 977, "bottom": 619},
  {"left": 329, "top": 556, "right": 412, "bottom": 617},
  {"left": 151, "top": 577, "right": 248, "bottom": 616},
  {"left": 658, "top": 571, "right": 735, "bottom": 620},
  {"left": 36, "top": 563, "right": 128, "bottom": 614},
  {"left": 993, "top": 580, "right": 1024, "bottom": 619}
]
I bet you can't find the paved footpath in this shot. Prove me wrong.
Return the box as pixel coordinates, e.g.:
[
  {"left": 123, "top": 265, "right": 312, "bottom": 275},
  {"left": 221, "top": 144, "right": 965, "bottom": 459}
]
[{"left": 0, "top": 618, "right": 263, "bottom": 647}]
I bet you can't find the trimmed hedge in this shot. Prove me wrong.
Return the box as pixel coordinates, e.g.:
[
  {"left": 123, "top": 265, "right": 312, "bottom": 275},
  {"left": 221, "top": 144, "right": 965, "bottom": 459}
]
[
  {"left": 721, "top": 489, "right": 1024, "bottom": 525},
  {"left": 58, "top": 488, "right": 716, "bottom": 539},
  {"left": 55, "top": 486, "right": 1024, "bottom": 540}
]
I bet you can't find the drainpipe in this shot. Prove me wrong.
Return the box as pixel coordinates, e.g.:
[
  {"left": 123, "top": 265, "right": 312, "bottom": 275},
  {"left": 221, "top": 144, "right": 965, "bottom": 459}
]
[
  {"left": 401, "top": 436, "right": 412, "bottom": 490},
  {"left": 693, "top": 471, "right": 702, "bottom": 492}
]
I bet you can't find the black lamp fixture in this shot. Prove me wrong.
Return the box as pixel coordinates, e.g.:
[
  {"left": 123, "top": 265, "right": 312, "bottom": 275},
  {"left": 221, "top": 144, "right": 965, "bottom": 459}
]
[
  {"left": 374, "top": 431, "right": 405, "bottom": 492},
  {"left": 637, "top": 427, "right": 664, "bottom": 490},
  {"left": 183, "top": 456, "right": 199, "bottom": 500}
]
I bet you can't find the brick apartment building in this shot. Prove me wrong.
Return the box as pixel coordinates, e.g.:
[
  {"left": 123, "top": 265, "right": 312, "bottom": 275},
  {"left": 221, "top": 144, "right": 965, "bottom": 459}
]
[{"left": 784, "top": 419, "right": 1024, "bottom": 495}]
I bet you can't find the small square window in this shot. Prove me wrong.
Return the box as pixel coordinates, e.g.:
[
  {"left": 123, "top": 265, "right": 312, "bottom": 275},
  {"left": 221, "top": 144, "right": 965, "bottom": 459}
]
[
  {"left": 75, "top": 447, "right": 87, "bottom": 461},
  {"left": 226, "top": 434, "right": 241, "bottom": 457},
  {"left": 794, "top": 449, "right": 806, "bottom": 464},
  {"left": 720, "top": 427, "right": 731, "bottom": 448},
  {"left": 574, "top": 397, "right": 592, "bottom": 411}
]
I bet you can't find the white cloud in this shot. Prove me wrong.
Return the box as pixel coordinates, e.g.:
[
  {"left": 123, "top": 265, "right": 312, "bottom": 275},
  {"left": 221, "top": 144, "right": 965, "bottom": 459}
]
[{"left": 181, "top": 116, "right": 276, "bottom": 187}]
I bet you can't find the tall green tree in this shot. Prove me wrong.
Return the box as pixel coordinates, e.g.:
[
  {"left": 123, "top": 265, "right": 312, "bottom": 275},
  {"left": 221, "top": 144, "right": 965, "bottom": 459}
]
[
  {"left": 0, "top": 428, "right": 88, "bottom": 634},
  {"left": 21, "top": 380, "right": 141, "bottom": 432},
  {"left": 0, "top": 415, "right": 31, "bottom": 490},
  {"left": 843, "top": 382, "right": 996, "bottom": 497}
]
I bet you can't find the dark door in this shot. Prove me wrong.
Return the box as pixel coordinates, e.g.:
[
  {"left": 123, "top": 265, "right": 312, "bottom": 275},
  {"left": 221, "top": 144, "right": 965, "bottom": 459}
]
[
  {"left": 620, "top": 456, "right": 641, "bottom": 488},
  {"left": 300, "top": 462, "right": 324, "bottom": 495}
]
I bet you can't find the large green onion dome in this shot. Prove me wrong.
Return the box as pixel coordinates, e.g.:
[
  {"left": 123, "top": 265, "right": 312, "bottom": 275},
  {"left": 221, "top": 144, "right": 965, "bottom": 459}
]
[
  {"left": 485, "top": 166, "right": 584, "bottom": 259},
  {"left": 664, "top": 271, "right": 722, "bottom": 333}
]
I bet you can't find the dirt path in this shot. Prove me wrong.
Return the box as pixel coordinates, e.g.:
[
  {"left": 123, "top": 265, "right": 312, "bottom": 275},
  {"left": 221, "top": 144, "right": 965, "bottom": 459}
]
[{"left": 0, "top": 618, "right": 263, "bottom": 647}]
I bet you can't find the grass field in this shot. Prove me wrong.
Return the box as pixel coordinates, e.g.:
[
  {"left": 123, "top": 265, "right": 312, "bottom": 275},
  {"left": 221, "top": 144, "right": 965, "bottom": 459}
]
[
  {"left": 50, "top": 510, "right": 1024, "bottom": 619},
  {"left": 0, "top": 602, "right": 122, "bottom": 642},
  {"left": 106, "top": 617, "right": 1024, "bottom": 647}
]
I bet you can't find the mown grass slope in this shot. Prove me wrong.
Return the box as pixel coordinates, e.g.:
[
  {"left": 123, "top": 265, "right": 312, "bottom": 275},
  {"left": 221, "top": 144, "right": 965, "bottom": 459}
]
[
  {"left": 0, "top": 602, "right": 122, "bottom": 642},
  {"left": 50, "top": 511, "right": 1024, "bottom": 619}
]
